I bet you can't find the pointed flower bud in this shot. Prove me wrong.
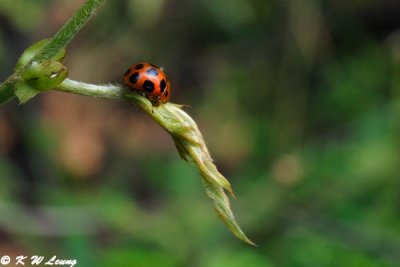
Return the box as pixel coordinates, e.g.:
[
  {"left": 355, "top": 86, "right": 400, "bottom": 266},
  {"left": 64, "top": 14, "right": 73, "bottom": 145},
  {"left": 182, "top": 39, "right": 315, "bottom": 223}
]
[{"left": 126, "top": 92, "right": 255, "bottom": 246}]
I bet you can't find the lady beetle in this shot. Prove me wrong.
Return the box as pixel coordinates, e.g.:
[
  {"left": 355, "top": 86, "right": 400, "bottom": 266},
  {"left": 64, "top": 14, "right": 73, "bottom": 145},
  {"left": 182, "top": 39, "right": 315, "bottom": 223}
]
[{"left": 124, "top": 62, "right": 171, "bottom": 104}]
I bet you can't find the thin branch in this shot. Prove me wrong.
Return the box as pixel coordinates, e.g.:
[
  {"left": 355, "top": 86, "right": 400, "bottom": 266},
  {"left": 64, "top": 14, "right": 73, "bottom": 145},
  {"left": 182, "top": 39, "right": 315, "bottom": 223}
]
[
  {"left": 57, "top": 78, "right": 124, "bottom": 100},
  {"left": 32, "top": 0, "right": 106, "bottom": 62},
  {"left": 0, "top": 0, "right": 106, "bottom": 105},
  {"left": 0, "top": 74, "right": 18, "bottom": 105}
]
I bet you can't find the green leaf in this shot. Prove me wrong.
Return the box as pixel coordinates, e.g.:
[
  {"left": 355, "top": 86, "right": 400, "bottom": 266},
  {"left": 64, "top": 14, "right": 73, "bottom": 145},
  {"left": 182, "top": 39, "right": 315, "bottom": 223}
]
[
  {"left": 0, "top": 0, "right": 106, "bottom": 105},
  {"left": 0, "top": 75, "right": 17, "bottom": 105},
  {"left": 15, "top": 38, "right": 66, "bottom": 70},
  {"left": 21, "top": 60, "right": 68, "bottom": 92},
  {"left": 14, "top": 59, "right": 68, "bottom": 104},
  {"left": 14, "top": 81, "right": 39, "bottom": 104}
]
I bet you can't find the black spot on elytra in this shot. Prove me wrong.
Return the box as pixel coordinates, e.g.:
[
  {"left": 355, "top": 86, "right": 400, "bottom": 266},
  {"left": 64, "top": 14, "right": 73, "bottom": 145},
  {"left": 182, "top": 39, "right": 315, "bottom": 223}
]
[
  {"left": 146, "top": 68, "right": 159, "bottom": 77},
  {"left": 135, "top": 64, "right": 144, "bottom": 70},
  {"left": 143, "top": 80, "right": 154, "bottom": 92},
  {"left": 129, "top": 72, "right": 140, "bottom": 84},
  {"left": 165, "top": 91, "right": 169, "bottom": 97},
  {"left": 124, "top": 69, "right": 131, "bottom": 76},
  {"left": 160, "top": 79, "right": 166, "bottom": 92}
]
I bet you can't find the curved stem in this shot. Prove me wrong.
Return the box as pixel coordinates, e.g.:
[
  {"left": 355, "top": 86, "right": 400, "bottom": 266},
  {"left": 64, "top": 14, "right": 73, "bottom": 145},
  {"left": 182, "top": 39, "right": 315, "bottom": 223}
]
[{"left": 56, "top": 78, "right": 153, "bottom": 114}]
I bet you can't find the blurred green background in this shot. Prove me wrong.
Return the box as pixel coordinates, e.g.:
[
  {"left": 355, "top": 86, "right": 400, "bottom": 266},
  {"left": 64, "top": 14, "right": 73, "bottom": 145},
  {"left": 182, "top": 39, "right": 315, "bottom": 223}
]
[{"left": 1, "top": 0, "right": 400, "bottom": 266}]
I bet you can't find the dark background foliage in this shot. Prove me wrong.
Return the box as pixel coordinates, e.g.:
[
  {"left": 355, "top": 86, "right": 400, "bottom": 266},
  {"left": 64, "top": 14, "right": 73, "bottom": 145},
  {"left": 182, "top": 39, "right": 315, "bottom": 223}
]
[{"left": 0, "top": 0, "right": 400, "bottom": 266}]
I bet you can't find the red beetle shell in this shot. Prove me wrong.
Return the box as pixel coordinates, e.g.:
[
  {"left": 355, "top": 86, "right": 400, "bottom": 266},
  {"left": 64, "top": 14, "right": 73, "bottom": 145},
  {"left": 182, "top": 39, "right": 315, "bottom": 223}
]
[{"left": 124, "top": 62, "right": 171, "bottom": 104}]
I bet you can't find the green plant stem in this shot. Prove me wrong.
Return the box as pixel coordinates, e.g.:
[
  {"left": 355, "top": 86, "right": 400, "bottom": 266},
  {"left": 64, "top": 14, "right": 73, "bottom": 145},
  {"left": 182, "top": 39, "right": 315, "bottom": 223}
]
[
  {"left": 0, "top": 74, "right": 18, "bottom": 105},
  {"left": 32, "top": 0, "right": 106, "bottom": 62},
  {"left": 57, "top": 79, "right": 164, "bottom": 127},
  {"left": 58, "top": 79, "right": 156, "bottom": 117},
  {"left": 57, "top": 79, "right": 156, "bottom": 124},
  {"left": 0, "top": 0, "right": 106, "bottom": 105},
  {"left": 57, "top": 79, "right": 187, "bottom": 132},
  {"left": 57, "top": 78, "right": 124, "bottom": 100}
]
